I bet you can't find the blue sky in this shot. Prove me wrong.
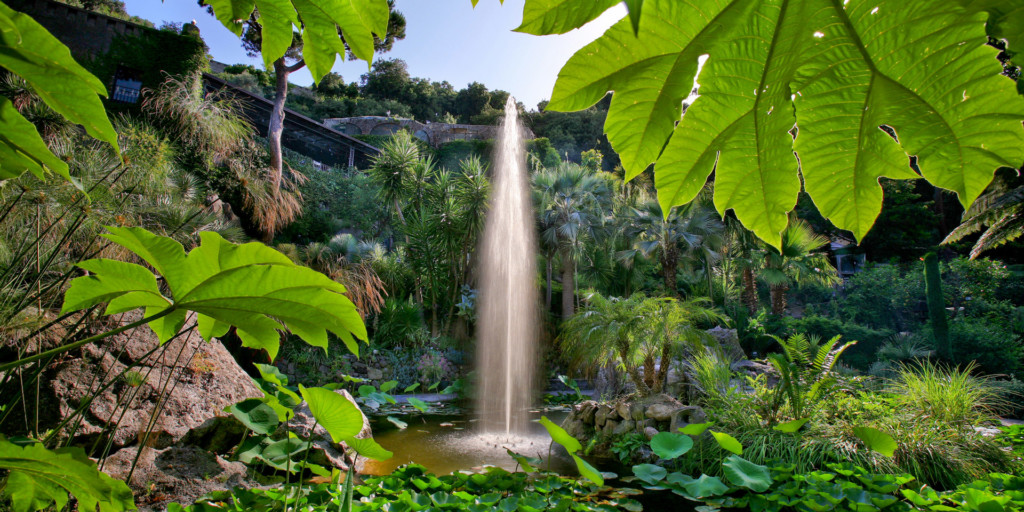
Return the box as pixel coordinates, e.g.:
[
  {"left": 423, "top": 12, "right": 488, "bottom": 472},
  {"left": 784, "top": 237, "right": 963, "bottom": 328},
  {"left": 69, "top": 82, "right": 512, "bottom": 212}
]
[{"left": 120, "top": 0, "right": 625, "bottom": 110}]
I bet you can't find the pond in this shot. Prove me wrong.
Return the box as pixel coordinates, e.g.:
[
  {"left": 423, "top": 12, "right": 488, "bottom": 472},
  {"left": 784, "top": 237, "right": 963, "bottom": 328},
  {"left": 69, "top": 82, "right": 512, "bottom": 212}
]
[{"left": 359, "top": 409, "right": 577, "bottom": 476}]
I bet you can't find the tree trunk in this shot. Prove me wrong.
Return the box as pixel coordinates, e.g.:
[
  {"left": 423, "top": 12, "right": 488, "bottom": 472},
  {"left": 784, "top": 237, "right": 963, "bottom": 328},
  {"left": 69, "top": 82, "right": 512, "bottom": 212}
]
[
  {"left": 560, "top": 248, "right": 575, "bottom": 321},
  {"left": 770, "top": 284, "right": 789, "bottom": 315},
  {"left": 545, "top": 256, "right": 552, "bottom": 313},
  {"left": 653, "top": 337, "right": 673, "bottom": 394},
  {"left": 642, "top": 354, "right": 656, "bottom": 390},
  {"left": 618, "top": 345, "right": 651, "bottom": 395},
  {"left": 269, "top": 58, "right": 306, "bottom": 196},
  {"left": 742, "top": 267, "right": 758, "bottom": 315},
  {"left": 662, "top": 249, "right": 679, "bottom": 297}
]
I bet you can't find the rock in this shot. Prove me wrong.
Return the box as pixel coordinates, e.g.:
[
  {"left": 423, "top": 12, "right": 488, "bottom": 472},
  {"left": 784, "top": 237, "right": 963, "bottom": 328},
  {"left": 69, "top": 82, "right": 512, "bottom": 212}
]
[
  {"left": 594, "top": 365, "right": 633, "bottom": 398},
  {"left": 603, "top": 420, "right": 619, "bottom": 436},
  {"left": 646, "top": 403, "right": 680, "bottom": 422},
  {"left": 595, "top": 404, "right": 614, "bottom": 427},
  {"left": 629, "top": 402, "right": 645, "bottom": 421},
  {"left": 367, "top": 367, "right": 384, "bottom": 380},
  {"left": 638, "top": 419, "right": 655, "bottom": 430},
  {"left": 707, "top": 326, "right": 746, "bottom": 362},
  {"left": 576, "top": 401, "right": 598, "bottom": 424},
  {"left": 616, "top": 401, "right": 632, "bottom": 420},
  {"left": 670, "top": 406, "right": 708, "bottom": 433},
  {"left": 732, "top": 360, "right": 779, "bottom": 386},
  {"left": 613, "top": 419, "right": 636, "bottom": 435},
  {"left": 974, "top": 426, "right": 1002, "bottom": 437},
  {"left": 22, "top": 311, "right": 262, "bottom": 452},
  {"left": 103, "top": 445, "right": 257, "bottom": 512},
  {"left": 563, "top": 418, "right": 589, "bottom": 440},
  {"left": 644, "top": 427, "right": 659, "bottom": 440},
  {"left": 283, "top": 389, "right": 372, "bottom": 469}
]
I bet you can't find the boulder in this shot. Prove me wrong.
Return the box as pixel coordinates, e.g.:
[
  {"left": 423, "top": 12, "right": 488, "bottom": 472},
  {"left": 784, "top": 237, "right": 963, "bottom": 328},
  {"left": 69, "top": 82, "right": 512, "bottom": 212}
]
[
  {"left": 283, "top": 389, "right": 372, "bottom": 469},
  {"left": 707, "top": 326, "right": 746, "bottom": 362},
  {"left": 103, "top": 444, "right": 257, "bottom": 512},
  {"left": 645, "top": 402, "right": 680, "bottom": 422},
  {"left": 629, "top": 402, "right": 646, "bottom": 421},
  {"left": 595, "top": 404, "right": 614, "bottom": 427},
  {"left": 670, "top": 406, "right": 708, "bottom": 433},
  {"left": 576, "top": 401, "right": 598, "bottom": 424},
  {"left": 26, "top": 311, "right": 262, "bottom": 452},
  {"left": 603, "top": 420, "right": 619, "bottom": 436},
  {"left": 616, "top": 401, "right": 632, "bottom": 421},
  {"left": 613, "top": 419, "right": 636, "bottom": 436},
  {"left": 643, "top": 427, "right": 659, "bottom": 440}
]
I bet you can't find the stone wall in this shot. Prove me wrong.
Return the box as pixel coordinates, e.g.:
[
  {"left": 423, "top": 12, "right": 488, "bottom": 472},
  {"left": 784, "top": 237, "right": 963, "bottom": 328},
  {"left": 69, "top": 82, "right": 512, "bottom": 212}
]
[
  {"left": 325, "top": 116, "right": 535, "bottom": 148},
  {"left": 561, "top": 395, "right": 707, "bottom": 448}
]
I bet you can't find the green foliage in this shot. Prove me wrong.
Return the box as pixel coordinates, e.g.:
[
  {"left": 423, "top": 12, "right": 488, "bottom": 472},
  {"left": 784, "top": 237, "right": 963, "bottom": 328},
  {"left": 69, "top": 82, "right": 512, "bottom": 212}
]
[
  {"left": 48, "top": 227, "right": 366, "bottom": 362},
  {"left": 0, "top": 0, "right": 118, "bottom": 183},
  {"left": 767, "top": 333, "right": 855, "bottom": 422},
  {"left": 852, "top": 427, "right": 899, "bottom": 458},
  {"left": 175, "top": 464, "right": 642, "bottom": 511},
  {"left": 539, "top": 415, "right": 604, "bottom": 486},
  {"left": 610, "top": 432, "right": 648, "bottom": 464},
  {"left": 0, "top": 436, "right": 135, "bottom": 512},
  {"left": 227, "top": 398, "right": 280, "bottom": 435},
  {"left": 721, "top": 454, "right": 772, "bottom": 492},
  {"left": 650, "top": 432, "right": 693, "bottom": 460},
  {"left": 891, "top": 361, "right": 1004, "bottom": 427},
  {"left": 531, "top": 0, "right": 1024, "bottom": 248}
]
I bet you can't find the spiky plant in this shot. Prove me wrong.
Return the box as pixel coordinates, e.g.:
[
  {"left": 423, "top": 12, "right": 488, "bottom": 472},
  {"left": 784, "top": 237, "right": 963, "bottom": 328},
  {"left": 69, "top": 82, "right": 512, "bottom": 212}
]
[
  {"left": 760, "top": 218, "right": 840, "bottom": 315},
  {"left": 943, "top": 169, "right": 1023, "bottom": 259},
  {"left": 767, "top": 333, "right": 856, "bottom": 420}
]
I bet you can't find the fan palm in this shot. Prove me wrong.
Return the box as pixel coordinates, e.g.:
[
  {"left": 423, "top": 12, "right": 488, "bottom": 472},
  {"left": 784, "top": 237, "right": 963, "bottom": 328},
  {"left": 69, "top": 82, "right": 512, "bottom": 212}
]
[
  {"left": 619, "top": 194, "right": 724, "bottom": 297},
  {"left": 533, "top": 163, "right": 611, "bottom": 320},
  {"left": 761, "top": 219, "right": 840, "bottom": 315}
]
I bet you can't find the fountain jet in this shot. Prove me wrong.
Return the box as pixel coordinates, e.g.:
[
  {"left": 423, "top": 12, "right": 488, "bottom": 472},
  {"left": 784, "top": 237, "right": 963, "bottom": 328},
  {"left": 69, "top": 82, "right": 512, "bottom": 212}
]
[{"left": 475, "top": 96, "right": 538, "bottom": 435}]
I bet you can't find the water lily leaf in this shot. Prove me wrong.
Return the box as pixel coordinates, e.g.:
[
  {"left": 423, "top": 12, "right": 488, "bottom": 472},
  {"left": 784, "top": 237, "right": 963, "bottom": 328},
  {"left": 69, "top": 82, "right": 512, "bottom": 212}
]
[
  {"left": 722, "top": 455, "right": 773, "bottom": 492},
  {"left": 380, "top": 380, "right": 399, "bottom": 393},
  {"left": 632, "top": 463, "right": 668, "bottom": 485},
  {"left": 227, "top": 398, "right": 280, "bottom": 435},
  {"left": 404, "top": 383, "right": 421, "bottom": 393},
  {"left": 342, "top": 436, "right": 392, "bottom": 461},
  {"left": 406, "top": 396, "right": 430, "bottom": 413},
  {"left": 387, "top": 416, "right": 408, "bottom": 429},
  {"left": 678, "top": 422, "right": 712, "bottom": 436},
  {"left": 683, "top": 474, "right": 730, "bottom": 499},
  {"left": 300, "top": 385, "right": 365, "bottom": 442},
  {"left": 650, "top": 432, "right": 693, "bottom": 460},
  {"left": 852, "top": 426, "right": 897, "bottom": 457},
  {"left": 538, "top": 416, "right": 582, "bottom": 453},
  {"left": 572, "top": 454, "right": 604, "bottom": 486},
  {"left": 773, "top": 418, "right": 810, "bottom": 433},
  {"left": 506, "top": 449, "right": 542, "bottom": 473},
  {"left": 710, "top": 431, "right": 742, "bottom": 455}
]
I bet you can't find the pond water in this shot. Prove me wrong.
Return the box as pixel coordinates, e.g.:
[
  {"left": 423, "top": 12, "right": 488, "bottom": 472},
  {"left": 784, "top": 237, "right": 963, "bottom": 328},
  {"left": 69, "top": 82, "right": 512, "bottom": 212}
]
[{"left": 358, "top": 409, "right": 576, "bottom": 476}]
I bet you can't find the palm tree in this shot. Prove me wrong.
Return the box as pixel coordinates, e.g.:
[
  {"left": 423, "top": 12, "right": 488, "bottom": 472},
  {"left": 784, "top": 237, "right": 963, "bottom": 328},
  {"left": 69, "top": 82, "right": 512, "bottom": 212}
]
[
  {"left": 760, "top": 219, "right": 840, "bottom": 315},
  {"left": 618, "top": 195, "right": 724, "bottom": 297},
  {"left": 533, "top": 163, "right": 611, "bottom": 320},
  {"left": 559, "top": 291, "right": 724, "bottom": 395},
  {"left": 722, "top": 215, "right": 763, "bottom": 314}
]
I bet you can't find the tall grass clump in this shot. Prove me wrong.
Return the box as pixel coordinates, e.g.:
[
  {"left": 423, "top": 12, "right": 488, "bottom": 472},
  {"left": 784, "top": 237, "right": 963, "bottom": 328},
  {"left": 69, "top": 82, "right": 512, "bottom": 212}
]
[{"left": 890, "top": 360, "right": 1004, "bottom": 426}]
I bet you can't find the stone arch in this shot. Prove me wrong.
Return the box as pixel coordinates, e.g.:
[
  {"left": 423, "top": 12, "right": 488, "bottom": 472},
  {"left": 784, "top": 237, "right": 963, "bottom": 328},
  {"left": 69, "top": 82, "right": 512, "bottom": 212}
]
[
  {"left": 336, "top": 123, "right": 362, "bottom": 135},
  {"left": 370, "top": 123, "right": 401, "bottom": 136}
]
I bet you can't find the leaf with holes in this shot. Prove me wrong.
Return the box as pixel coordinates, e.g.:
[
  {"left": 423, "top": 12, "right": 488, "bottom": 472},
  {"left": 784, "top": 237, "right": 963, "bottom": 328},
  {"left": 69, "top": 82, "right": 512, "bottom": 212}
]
[{"left": 537, "top": 0, "right": 1024, "bottom": 247}]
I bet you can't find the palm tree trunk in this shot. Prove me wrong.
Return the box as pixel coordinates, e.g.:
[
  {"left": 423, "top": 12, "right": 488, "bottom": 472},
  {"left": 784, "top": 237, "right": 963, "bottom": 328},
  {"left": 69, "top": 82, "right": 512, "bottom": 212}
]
[
  {"left": 642, "top": 354, "right": 656, "bottom": 390},
  {"left": 653, "top": 336, "right": 673, "bottom": 394},
  {"left": 618, "top": 345, "right": 651, "bottom": 395},
  {"left": 560, "top": 248, "right": 575, "bottom": 320},
  {"left": 662, "top": 249, "right": 679, "bottom": 297},
  {"left": 742, "top": 267, "right": 758, "bottom": 314},
  {"left": 545, "top": 256, "right": 553, "bottom": 312},
  {"left": 770, "top": 284, "right": 788, "bottom": 315}
]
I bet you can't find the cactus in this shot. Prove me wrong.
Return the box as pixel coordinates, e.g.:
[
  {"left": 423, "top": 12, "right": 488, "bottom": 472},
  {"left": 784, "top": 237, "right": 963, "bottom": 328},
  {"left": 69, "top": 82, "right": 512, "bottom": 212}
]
[{"left": 923, "top": 252, "right": 951, "bottom": 360}]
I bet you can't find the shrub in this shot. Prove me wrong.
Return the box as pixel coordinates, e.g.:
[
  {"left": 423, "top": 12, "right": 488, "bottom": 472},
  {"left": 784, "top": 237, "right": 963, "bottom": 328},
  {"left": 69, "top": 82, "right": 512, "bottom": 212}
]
[
  {"left": 371, "top": 298, "right": 425, "bottom": 348},
  {"left": 942, "top": 317, "right": 1024, "bottom": 377},
  {"left": 890, "top": 361, "right": 1004, "bottom": 426}
]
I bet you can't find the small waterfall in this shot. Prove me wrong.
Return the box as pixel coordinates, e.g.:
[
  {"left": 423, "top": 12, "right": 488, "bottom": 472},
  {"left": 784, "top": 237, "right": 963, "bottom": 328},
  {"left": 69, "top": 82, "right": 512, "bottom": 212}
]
[{"left": 475, "top": 96, "right": 538, "bottom": 435}]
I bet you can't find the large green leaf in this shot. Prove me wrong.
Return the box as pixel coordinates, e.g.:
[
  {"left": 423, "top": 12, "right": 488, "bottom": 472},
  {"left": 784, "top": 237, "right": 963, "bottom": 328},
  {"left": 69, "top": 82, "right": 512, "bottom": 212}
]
[
  {"left": 514, "top": 0, "right": 619, "bottom": 35},
  {"left": 649, "top": 432, "right": 693, "bottom": 460},
  {"left": 632, "top": 463, "right": 668, "bottom": 485},
  {"left": 538, "top": 415, "right": 582, "bottom": 453},
  {"left": 722, "top": 454, "right": 773, "bottom": 492},
  {"left": 299, "top": 385, "right": 366, "bottom": 443},
  {"left": 0, "top": 436, "right": 135, "bottom": 512},
  {"left": 0, "top": 98, "right": 69, "bottom": 181},
  {"left": 61, "top": 227, "right": 366, "bottom": 358},
  {"left": 227, "top": 398, "right": 280, "bottom": 435},
  {"left": 571, "top": 454, "right": 604, "bottom": 486},
  {"left": 342, "top": 436, "right": 393, "bottom": 461},
  {"left": 852, "top": 426, "right": 898, "bottom": 457},
  {"left": 0, "top": 0, "right": 117, "bottom": 183},
  {"left": 710, "top": 430, "right": 742, "bottom": 455},
  {"left": 537, "top": 0, "right": 1024, "bottom": 247},
  {"left": 203, "top": 0, "right": 389, "bottom": 81}
]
